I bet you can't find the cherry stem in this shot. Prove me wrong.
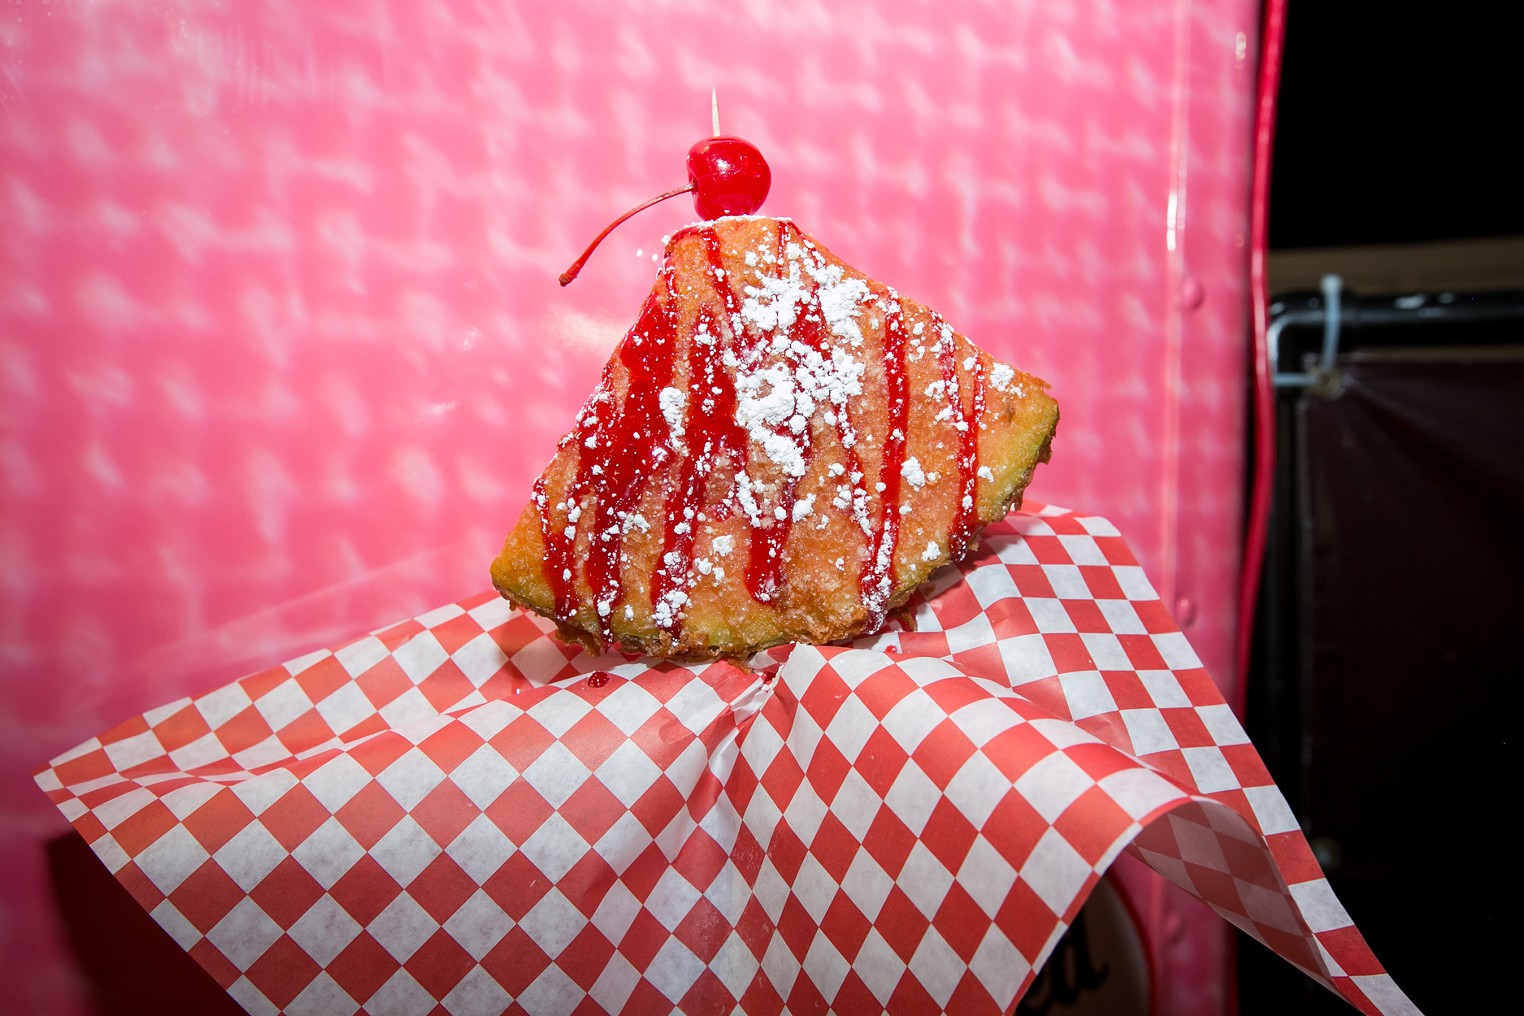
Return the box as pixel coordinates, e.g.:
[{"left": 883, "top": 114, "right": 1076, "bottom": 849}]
[{"left": 559, "top": 183, "right": 696, "bottom": 286}]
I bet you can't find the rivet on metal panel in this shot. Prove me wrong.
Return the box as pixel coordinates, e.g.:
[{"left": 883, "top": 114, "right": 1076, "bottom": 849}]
[
  {"left": 1181, "top": 276, "right": 1205, "bottom": 310},
  {"left": 1163, "top": 909, "right": 1187, "bottom": 941}
]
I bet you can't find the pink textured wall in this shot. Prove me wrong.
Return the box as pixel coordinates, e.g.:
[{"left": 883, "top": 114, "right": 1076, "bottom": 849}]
[{"left": 1, "top": 2, "right": 1262, "bottom": 1012}]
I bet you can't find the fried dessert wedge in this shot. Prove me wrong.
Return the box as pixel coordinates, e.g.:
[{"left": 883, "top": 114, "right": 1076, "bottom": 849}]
[{"left": 492, "top": 216, "right": 1058, "bottom": 659}]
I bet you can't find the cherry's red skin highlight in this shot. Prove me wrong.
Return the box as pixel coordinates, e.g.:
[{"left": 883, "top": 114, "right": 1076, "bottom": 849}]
[
  {"left": 687, "top": 136, "right": 772, "bottom": 220},
  {"left": 559, "top": 135, "right": 772, "bottom": 285}
]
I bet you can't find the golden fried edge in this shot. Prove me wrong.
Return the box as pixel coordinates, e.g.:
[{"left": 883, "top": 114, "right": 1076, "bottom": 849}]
[{"left": 491, "top": 220, "right": 1059, "bottom": 659}]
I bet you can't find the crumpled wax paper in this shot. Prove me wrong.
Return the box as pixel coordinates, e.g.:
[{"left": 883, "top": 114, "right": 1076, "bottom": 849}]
[{"left": 36, "top": 505, "right": 1419, "bottom": 1015}]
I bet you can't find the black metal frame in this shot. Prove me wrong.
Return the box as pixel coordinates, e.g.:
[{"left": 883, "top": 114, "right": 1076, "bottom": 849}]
[{"left": 1239, "top": 284, "right": 1524, "bottom": 1015}]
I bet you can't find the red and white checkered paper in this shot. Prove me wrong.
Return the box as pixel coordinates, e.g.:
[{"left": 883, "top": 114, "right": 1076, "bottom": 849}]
[{"left": 36, "top": 506, "right": 1418, "bottom": 1015}]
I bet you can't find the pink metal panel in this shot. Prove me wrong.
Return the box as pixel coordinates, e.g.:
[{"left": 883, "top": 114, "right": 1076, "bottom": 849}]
[{"left": 1, "top": 2, "right": 1261, "bottom": 1012}]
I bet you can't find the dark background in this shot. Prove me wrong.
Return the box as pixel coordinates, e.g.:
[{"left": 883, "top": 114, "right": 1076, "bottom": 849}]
[
  {"left": 1269, "top": 2, "right": 1522, "bottom": 249},
  {"left": 1244, "top": 4, "right": 1521, "bottom": 1015}
]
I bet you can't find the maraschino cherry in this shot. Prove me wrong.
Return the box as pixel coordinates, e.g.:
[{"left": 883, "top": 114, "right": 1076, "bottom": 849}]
[
  {"left": 684, "top": 136, "right": 772, "bottom": 221},
  {"left": 560, "top": 96, "right": 771, "bottom": 286}
]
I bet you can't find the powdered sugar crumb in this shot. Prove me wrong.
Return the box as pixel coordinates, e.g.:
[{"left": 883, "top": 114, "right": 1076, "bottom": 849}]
[
  {"left": 659, "top": 387, "right": 686, "bottom": 443},
  {"left": 652, "top": 587, "right": 688, "bottom": 630},
  {"left": 731, "top": 239, "right": 868, "bottom": 491},
  {"left": 901, "top": 457, "right": 926, "bottom": 489}
]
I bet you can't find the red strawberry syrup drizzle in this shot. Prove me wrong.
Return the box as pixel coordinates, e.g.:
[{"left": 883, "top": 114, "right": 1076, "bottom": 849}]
[{"left": 536, "top": 221, "right": 985, "bottom": 646}]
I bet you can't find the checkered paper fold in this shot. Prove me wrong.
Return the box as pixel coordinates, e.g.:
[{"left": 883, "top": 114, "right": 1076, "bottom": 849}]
[{"left": 36, "top": 506, "right": 1418, "bottom": 1015}]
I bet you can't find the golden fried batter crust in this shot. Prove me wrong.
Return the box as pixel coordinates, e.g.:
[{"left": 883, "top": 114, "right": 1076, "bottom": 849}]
[{"left": 492, "top": 216, "right": 1058, "bottom": 659}]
